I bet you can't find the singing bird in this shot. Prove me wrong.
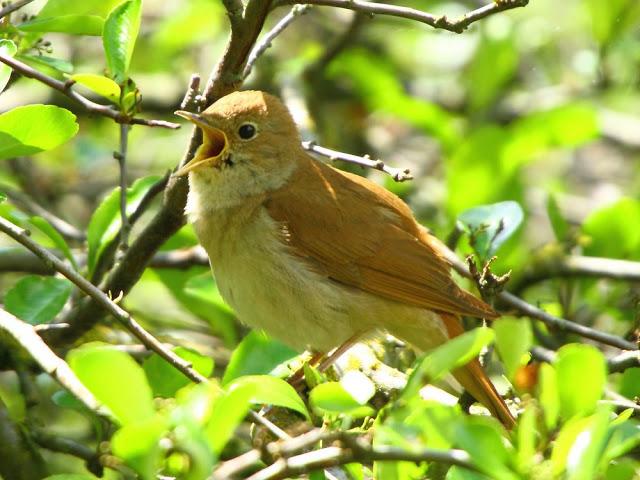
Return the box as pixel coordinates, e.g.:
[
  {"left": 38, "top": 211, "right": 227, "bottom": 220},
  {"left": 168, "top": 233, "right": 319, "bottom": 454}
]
[{"left": 174, "top": 90, "right": 514, "bottom": 427}]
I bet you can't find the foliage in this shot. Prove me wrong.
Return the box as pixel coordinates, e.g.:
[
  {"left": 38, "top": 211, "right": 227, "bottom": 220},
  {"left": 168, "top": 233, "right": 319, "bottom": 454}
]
[{"left": 0, "top": 0, "right": 639, "bottom": 479}]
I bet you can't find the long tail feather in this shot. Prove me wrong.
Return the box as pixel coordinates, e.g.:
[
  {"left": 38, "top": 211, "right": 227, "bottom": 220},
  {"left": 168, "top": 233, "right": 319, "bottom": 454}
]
[{"left": 440, "top": 313, "right": 515, "bottom": 429}]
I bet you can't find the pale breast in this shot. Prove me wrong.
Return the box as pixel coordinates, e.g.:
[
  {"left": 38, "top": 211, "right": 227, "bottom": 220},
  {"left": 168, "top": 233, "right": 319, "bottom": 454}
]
[{"left": 194, "top": 205, "right": 367, "bottom": 352}]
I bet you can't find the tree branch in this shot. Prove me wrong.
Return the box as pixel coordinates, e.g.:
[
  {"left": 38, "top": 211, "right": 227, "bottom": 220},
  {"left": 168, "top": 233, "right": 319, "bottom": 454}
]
[
  {"left": 0, "top": 397, "right": 48, "bottom": 480},
  {"left": 214, "top": 429, "right": 477, "bottom": 480},
  {"left": 0, "top": 309, "right": 106, "bottom": 416},
  {"left": 0, "top": 216, "right": 208, "bottom": 384},
  {"left": 0, "top": 0, "right": 35, "bottom": 20},
  {"left": 0, "top": 53, "right": 180, "bottom": 129},
  {"left": 2, "top": 184, "right": 85, "bottom": 243},
  {"left": 114, "top": 124, "right": 131, "bottom": 252},
  {"left": 436, "top": 240, "right": 638, "bottom": 351},
  {"left": 303, "top": 141, "right": 413, "bottom": 182},
  {"left": 512, "top": 255, "right": 640, "bottom": 293},
  {"left": 279, "top": 0, "right": 528, "bottom": 33},
  {"left": 243, "top": 4, "right": 312, "bottom": 79}
]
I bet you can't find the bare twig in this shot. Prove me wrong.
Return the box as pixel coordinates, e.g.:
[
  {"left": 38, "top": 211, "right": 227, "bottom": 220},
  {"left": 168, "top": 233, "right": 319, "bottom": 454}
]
[
  {"left": 180, "top": 74, "right": 202, "bottom": 111},
  {"left": 0, "top": 246, "right": 209, "bottom": 275},
  {"left": 513, "top": 255, "right": 640, "bottom": 293},
  {"left": 2, "top": 185, "right": 85, "bottom": 242},
  {"left": 435, "top": 240, "right": 638, "bottom": 351},
  {"left": 0, "top": 0, "right": 35, "bottom": 20},
  {"left": 0, "top": 396, "right": 48, "bottom": 480},
  {"left": 0, "top": 309, "right": 107, "bottom": 416},
  {"left": 213, "top": 429, "right": 477, "bottom": 480},
  {"left": 0, "top": 53, "right": 179, "bottom": 129},
  {"left": 499, "top": 291, "right": 637, "bottom": 351},
  {"left": 243, "top": 4, "right": 311, "bottom": 79},
  {"left": 0, "top": 216, "right": 207, "bottom": 384},
  {"left": 608, "top": 350, "right": 640, "bottom": 373},
  {"left": 303, "top": 141, "right": 412, "bottom": 182},
  {"left": 280, "top": 0, "right": 528, "bottom": 33},
  {"left": 115, "top": 124, "right": 131, "bottom": 251}
]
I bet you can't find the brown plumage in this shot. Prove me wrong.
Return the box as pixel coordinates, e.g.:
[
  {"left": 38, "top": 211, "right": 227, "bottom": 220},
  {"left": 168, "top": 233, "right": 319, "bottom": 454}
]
[{"left": 175, "top": 90, "right": 514, "bottom": 428}]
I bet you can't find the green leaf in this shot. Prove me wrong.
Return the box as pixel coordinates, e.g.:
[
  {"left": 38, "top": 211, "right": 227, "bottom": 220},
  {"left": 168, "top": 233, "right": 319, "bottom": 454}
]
[
  {"left": 538, "top": 363, "right": 559, "bottom": 430},
  {"left": 153, "top": 268, "right": 237, "bottom": 346},
  {"left": 0, "top": 105, "right": 78, "bottom": 160},
  {"left": 403, "top": 327, "right": 495, "bottom": 399},
  {"left": 18, "top": 15, "right": 104, "bottom": 35},
  {"left": 327, "top": 49, "right": 459, "bottom": 150},
  {"left": 547, "top": 194, "right": 570, "bottom": 241},
  {"left": 493, "top": 317, "right": 532, "bottom": 379},
  {"left": 604, "top": 420, "right": 640, "bottom": 463},
  {"left": 44, "top": 475, "right": 98, "bottom": 480},
  {"left": 103, "top": 0, "right": 142, "bottom": 83},
  {"left": 205, "top": 383, "right": 253, "bottom": 454},
  {"left": 515, "top": 404, "right": 538, "bottom": 474},
  {"left": 0, "top": 40, "right": 17, "bottom": 93},
  {"left": 68, "top": 344, "right": 155, "bottom": 425},
  {"left": 466, "top": 31, "right": 518, "bottom": 111},
  {"left": 458, "top": 201, "right": 524, "bottom": 261},
  {"left": 551, "top": 408, "right": 611, "bottom": 479},
  {"left": 143, "top": 347, "right": 213, "bottom": 398},
  {"left": 454, "top": 418, "right": 517, "bottom": 480},
  {"left": 555, "top": 344, "right": 606, "bottom": 419},
  {"left": 112, "top": 416, "right": 166, "bottom": 480},
  {"left": 38, "top": 0, "right": 125, "bottom": 18},
  {"left": 228, "top": 375, "right": 309, "bottom": 419},
  {"left": 70, "top": 73, "right": 121, "bottom": 102},
  {"left": 29, "top": 216, "right": 78, "bottom": 269},
  {"left": 86, "top": 175, "right": 160, "bottom": 274},
  {"left": 583, "top": 198, "right": 640, "bottom": 259},
  {"left": 17, "top": 54, "right": 74, "bottom": 74},
  {"left": 309, "top": 381, "right": 374, "bottom": 418},
  {"left": 5, "top": 276, "right": 72, "bottom": 325},
  {"left": 504, "top": 103, "right": 599, "bottom": 168},
  {"left": 619, "top": 368, "right": 640, "bottom": 399},
  {"left": 223, "top": 330, "right": 298, "bottom": 384}
]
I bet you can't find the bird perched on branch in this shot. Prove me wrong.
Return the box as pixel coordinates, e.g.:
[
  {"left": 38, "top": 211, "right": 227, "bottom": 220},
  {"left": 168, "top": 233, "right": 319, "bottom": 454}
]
[{"left": 174, "top": 90, "right": 514, "bottom": 428}]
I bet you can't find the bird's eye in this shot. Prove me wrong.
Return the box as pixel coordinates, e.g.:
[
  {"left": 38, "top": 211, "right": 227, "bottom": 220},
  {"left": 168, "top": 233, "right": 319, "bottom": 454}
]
[{"left": 238, "top": 123, "right": 257, "bottom": 140}]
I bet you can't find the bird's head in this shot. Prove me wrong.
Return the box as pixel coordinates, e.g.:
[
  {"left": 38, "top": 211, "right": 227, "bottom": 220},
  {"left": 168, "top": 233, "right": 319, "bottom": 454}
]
[{"left": 173, "top": 91, "right": 302, "bottom": 191}]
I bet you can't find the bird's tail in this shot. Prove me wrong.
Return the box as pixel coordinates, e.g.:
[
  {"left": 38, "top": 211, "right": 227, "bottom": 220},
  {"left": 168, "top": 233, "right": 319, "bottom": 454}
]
[{"left": 439, "top": 312, "right": 515, "bottom": 429}]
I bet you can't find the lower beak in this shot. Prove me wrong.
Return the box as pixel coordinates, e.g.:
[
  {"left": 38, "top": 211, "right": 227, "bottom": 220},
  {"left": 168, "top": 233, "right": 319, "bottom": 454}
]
[{"left": 173, "top": 110, "right": 229, "bottom": 176}]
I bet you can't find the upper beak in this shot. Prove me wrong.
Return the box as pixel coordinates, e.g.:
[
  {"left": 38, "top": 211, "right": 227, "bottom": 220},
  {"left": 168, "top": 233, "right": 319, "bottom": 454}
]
[{"left": 173, "top": 110, "right": 229, "bottom": 176}]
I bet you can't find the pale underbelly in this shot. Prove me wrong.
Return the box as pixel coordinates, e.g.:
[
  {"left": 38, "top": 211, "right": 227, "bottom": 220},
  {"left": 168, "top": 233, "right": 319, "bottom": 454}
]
[{"left": 212, "top": 252, "right": 449, "bottom": 354}]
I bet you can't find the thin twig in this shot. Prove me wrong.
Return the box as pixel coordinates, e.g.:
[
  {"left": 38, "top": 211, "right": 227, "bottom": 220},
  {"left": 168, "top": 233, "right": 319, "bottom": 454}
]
[
  {"left": 499, "top": 291, "right": 637, "bottom": 351},
  {"left": 280, "top": 0, "right": 528, "bottom": 33},
  {"left": 180, "top": 74, "right": 202, "bottom": 111},
  {"left": 243, "top": 4, "right": 311, "bottom": 79},
  {"left": 436, "top": 240, "right": 638, "bottom": 351},
  {"left": 303, "top": 141, "right": 412, "bottom": 182},
  {"left": 115, "top": 124, "right": 131, "bottom": 251},
  {"left": 0, "top": 245, "right": 210, "bottom": 274},
  {"left": 0, "top": 0, "right": 34, "bottom": 19},
  {"left": 0, "top": 309, "right": 107, "bottom": 416},
  {"left": 513, "top": 255, "right": 640, "bottom": 293},
  {"left": 2, "top": 185, "right": 85, "bottom": 242},
  {"left": 0, "top": 216, "right": 206, "bottom": 383},
  {"left": 608, "top": 350, "right": 640, "bottom": 373},
  {"left": 213, "top": 429, "right": 477, "bottom": 480},
  {"left": 0, "top": 53, "right": 179, "bottom": 129}
]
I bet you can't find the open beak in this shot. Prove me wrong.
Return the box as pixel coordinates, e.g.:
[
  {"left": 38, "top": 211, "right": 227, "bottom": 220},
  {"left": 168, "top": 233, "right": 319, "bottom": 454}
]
[{"left": 173, "top": 110, "right": 229, "bottom": 176}]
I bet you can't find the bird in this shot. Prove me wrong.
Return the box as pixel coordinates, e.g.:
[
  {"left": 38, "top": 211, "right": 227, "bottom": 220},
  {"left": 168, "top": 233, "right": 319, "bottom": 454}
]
[{"left": 173, "top": 90, "right": 515, "bottom": 428}]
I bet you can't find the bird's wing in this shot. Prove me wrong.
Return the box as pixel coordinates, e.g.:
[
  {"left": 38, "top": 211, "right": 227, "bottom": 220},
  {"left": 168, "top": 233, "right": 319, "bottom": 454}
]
[{"left": 265, "top": 157, "right": 496, "bottom": 318}]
